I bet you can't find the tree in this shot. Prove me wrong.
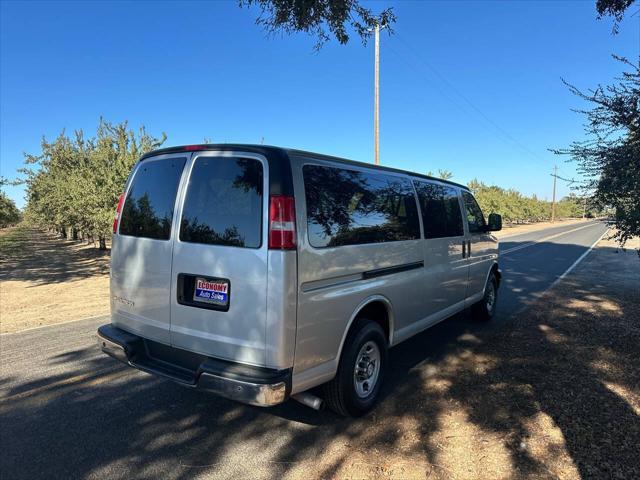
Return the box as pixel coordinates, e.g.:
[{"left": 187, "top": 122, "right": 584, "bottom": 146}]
[
  {"left": 554, "top": 57, "right": 639, "bottom": 246},
  {"left": 596, "top": 0, "right": 637, "bottom": 33},
  {"left": 0, "top": 191, "right": 22, "bottom": 228},
  {"left": 20, "top": 119, "right": 166, "bottom": 249},
  {"left": 239, "top": 0, "right": 396, "bottom": 49},
  {"left": 427, "top": 169, "right": 453, "bottom": 180}
]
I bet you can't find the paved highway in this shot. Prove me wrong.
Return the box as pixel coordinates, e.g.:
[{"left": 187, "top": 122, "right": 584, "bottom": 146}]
[{"left": 0, "top": 220, "right": 609, "bottom": 479}]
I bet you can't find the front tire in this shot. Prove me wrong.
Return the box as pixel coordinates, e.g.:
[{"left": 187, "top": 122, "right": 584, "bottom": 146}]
[
  {"left": 471, "top": 271, "right": 498, "bottom": 321},
  {"left": 323, "top": 319, "right": 387, "bottom": 417}
]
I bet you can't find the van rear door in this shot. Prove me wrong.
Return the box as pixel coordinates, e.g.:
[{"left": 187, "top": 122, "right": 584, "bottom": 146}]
[
  {"left": 169, "top": 151, "right": 269, "bottom": 366},
  {"left": 111, "top": 154, "right": 188, "bottom": 344}
]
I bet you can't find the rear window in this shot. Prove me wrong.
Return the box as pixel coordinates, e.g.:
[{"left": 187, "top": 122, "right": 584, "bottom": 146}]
[
  {"left": 119, "top": 157, "right": 186, "bottom": 240},
  {"left": 179, "top": 157, "right": 263, "bottom": 248},
  {"left": 414, "top": 181, "right": 464, "bottom": 239},
  {"left": 303, "top": 164, "right": 420, "bottom": 248}
]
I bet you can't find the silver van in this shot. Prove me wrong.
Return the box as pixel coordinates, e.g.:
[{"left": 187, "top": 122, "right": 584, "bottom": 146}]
[{"left": 98, "top": 145, "right": 502, "bottom": 416}]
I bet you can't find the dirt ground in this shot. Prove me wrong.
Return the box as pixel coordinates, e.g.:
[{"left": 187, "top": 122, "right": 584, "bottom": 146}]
[
  {"left": 0, "top": 226, "right": 110, "bottom": 333},
  {"left": 299, "top": 234, "right": 638, "bottom": 480}
]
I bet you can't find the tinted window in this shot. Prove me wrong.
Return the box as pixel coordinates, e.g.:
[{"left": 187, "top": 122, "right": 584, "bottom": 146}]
[
  {"left": 414, "top": 181, "right": 464, "bottom": 238},
  {"left": 462, "top": 191, "right": 486, "bottom": 233},
  {"left": 180, "top": 157, "right": 263, "bottom": 248},
  {"left": 119, "top": 157, "right": 186, "bottom": 240},
  {"left": 303, "top": 165, "right": 420, "bottom": 248}
]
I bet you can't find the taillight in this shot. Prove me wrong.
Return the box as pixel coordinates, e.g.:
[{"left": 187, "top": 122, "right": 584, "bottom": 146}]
[
  {"left": 113, "top": 193, "right": 125, "bottom": 234},
  {"left": 268, "top": 195, "right": 296, "bottom": 250}
]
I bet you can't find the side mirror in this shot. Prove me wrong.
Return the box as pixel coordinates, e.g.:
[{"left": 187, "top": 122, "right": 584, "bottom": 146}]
[{"left": 488, "top": 213, "right": 502, "bottom": 232}]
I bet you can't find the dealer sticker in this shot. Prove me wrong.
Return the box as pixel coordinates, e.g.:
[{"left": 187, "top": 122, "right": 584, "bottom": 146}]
[{"left": 193, "top": 278, "right": 229, "bottom": 306}]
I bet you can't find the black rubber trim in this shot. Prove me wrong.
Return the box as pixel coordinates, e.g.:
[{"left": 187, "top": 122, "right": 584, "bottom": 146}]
[
  {"left": 362, "top": 261, "right": 424, "bottom": 280},
  {"left": 97, "top": 324, "right": 291, "bottom": 389}
]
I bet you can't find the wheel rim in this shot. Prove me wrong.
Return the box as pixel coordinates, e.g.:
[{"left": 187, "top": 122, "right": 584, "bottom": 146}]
[
  {"left": 486, "top": 281, "right": 496, "bottom": 313},
  {"left": 353, "top": 340, "right": 381, "bottom": 399}
]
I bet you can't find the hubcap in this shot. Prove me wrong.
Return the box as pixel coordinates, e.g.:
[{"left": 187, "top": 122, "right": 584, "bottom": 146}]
[{"left": 353, "top": 340, "right": 381, "bottom": 399}]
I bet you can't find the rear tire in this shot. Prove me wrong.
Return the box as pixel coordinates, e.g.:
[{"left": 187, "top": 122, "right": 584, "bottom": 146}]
[
  {"left": 471, "top": 271, "right": 498, "bottom": 321},
  {"left": 323, "top": 319, "right": 387, "bottom": 417}
]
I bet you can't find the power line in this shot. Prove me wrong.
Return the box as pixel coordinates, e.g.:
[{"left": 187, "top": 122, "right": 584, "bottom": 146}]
[{"left": 391, "top": 32, "right": 548, "bottom": 163}]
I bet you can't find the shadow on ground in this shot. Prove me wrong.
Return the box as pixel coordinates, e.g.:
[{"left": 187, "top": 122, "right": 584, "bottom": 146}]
[
  {"left": 1, "top": 243, "right": 638, "bottom": 479},
  {"left": 0, "top": 227, "right": 110, "bottom": 285}
]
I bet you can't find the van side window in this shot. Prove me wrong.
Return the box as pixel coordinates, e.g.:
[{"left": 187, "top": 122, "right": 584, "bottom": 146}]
[
  {"left": 303, "top": 165, "right": 420, "bottom": 248},
  {"left": 414, "top": 181, "right": 464, "bottom": 238},
  {"left": 119, "top": 157, "right": 186, "bottom": 240},
  {"left": 462, "top": 191, "right": 487, "bottom": 234},
  {"left": 180, "top": 157, "right": 263, "bottom": 248}
]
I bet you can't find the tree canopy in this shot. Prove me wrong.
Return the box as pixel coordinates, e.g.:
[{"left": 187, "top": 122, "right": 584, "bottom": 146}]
[
  {"left": 554, "top": 57, "right": 639, "bottom": 246},
  {"left": 19, "top": 119, "right": 166, "bottom": 249},
  {"left": 239, "top": 0, "right": 396, "bottom": 49},
  {"left": 468, "top": 180, "right": 593, "bottom": 224},
  {"left": 0, "top": 191, "right": 22, "bottom": 228},
  {"left": 596, "top": 0, "right": 637, "bottom": 32}
]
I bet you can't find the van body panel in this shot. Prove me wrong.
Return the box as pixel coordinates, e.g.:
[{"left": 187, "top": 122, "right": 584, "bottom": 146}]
[
  {"left": 290, "top": 154, "right": 425, "bottom": 376},
  {"left": 265, "top": 250, "right": 298, "bottom": 369},
  {"left": 169, "top": 151, "right": 271, "bottom": 367},
  {"left": 460, "top": 190, "right": 500, "bottom": 301},
  {"left": 111, "top": 236, "right": 175, "bottom": 344},
  {"left": 110, "top": 154, "right": 188, "bottom": 344},
  {"left": 418, "top": 236, "right": 468, "bottom": 320}
]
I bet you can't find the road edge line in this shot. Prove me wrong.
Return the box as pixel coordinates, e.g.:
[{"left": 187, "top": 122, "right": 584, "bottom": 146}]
[
  {"left": 501, "top": 221, "right": 600, "bottom": 255},
  {"left": 547, "top": 227, "right": 610, "bottom": 291},
  {"left": 0, "top": 313, "right": 110, "bottom": 336},
  {"left": 506, "top": 226, "right": 610, "bottom": 321},
  {"left": 498, "top": 220, "right": 591, "bottom": 240}
]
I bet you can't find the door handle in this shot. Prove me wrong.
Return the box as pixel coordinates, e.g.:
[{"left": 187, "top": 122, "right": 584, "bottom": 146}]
[
  {"left": 462, "top": 240, "right": 466, "bottom": 258},
  {"left": 468, "top": 240, "right": 472, "bottom": 256}
]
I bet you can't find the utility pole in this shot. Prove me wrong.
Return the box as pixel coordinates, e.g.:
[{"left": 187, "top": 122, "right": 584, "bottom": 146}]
[
  {"left": 374, "top": 23, "right": 380, "bottom": 165},
  {"left": 551, "top": 165, "right": 558, "bottom": 222}
]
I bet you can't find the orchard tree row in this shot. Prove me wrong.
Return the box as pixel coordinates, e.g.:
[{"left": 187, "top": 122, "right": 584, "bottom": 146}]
[
  {"left": 19, "top": 119, "right": 166, "bottom": 249},
  {"left": 468, "top": 180, "right": 598, "bottom": 224}
]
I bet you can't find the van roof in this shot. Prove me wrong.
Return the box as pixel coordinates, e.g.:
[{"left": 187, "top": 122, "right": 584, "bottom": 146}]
[{"left": 140, "top": 144, "right": 470, "bottom": 191}]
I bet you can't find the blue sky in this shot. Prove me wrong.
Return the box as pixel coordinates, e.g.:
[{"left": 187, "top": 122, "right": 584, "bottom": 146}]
[{"left": 1, "top": 0, "right": 638, "bottom": 208}]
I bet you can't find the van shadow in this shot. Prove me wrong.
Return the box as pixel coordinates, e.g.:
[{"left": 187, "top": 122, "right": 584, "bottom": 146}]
[{"left": 1, "top": 244, "right": 638, "bottom": 479}]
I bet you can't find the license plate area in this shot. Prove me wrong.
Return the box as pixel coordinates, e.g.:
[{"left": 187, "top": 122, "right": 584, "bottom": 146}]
[{"left": 177, "top": 273, "right": 230, "bottom": 312}]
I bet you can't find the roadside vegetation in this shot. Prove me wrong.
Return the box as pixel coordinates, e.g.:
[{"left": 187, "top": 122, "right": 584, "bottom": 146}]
[
  {"left": 554, "top": 56, "right": 639, "bottom": 247},
  {"left": 469, "top": 181, "right": 595, "bottom": 224},
  {"left": 0, "top": 191, "right": 21, "bottom": 228},
  {"left": 16, "top": 120, "right": 166, "bottom": 249}
]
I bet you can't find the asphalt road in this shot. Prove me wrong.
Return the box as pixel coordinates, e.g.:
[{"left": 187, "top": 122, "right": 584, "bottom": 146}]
[{"left": 0, "top": 220, "right": 609, "bottom": 480}]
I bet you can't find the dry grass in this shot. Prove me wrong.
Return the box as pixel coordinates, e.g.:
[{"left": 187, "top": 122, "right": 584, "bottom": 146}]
[{"left": 0, "top": 226, "right": 110, "bottom": 333}]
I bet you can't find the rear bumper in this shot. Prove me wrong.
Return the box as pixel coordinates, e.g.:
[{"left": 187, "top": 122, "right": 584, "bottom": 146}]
[{"left": 97, "top": 324, "right": 290, "bottom": 407}]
